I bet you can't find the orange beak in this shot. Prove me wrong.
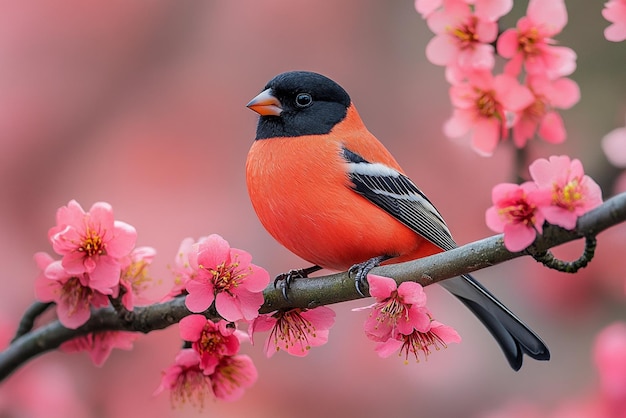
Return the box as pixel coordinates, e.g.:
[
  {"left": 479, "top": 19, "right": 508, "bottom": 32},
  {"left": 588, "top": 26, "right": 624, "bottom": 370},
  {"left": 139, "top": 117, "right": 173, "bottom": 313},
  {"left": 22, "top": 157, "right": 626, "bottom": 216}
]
[{"left": 246, "top": 89, "right": 283, "bottom": 116}]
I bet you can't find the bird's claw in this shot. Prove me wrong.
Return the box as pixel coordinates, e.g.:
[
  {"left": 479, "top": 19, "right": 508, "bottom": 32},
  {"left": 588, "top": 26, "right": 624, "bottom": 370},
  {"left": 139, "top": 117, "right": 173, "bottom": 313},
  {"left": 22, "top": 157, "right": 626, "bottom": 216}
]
[
  {"left": 274, "top": 270, "right": 301, "bottom": 301},
  {"left": 348, "top": 265, "right": 369, "bottom": 297},
  {"left": 348, "top": 255, "right": 390, "bottom": 297},
  {"left": 274, "top": 265, "right": 322, "bottom": 301}
]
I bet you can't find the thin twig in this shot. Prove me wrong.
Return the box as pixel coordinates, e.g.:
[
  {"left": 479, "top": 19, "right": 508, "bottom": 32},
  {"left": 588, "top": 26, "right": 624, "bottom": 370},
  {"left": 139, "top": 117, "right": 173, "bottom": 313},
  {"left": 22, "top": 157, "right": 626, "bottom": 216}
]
[
  {"left": 531, "top": 235, "right": 597, "bottom": 273},
  {"left": 11, "top": 301, "right": 54, "bottom": 342}
]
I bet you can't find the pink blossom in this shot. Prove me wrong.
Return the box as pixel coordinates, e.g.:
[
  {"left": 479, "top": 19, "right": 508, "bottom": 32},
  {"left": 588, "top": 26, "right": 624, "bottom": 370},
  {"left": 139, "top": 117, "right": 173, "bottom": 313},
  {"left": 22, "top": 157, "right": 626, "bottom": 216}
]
[
  {"left": 154, "top": 349, "right": 213, "bottom": 409},
  {"left": 602, "top": 117, "right": 626, "bottom": 168},
  {"left": 485, "top": 182, "right": 552, "bottom": 252},
  {"left": 425, "top": 1, "right": 498, "bottom": 70},
  {"left": 529, "top": 156, "right": 603, "bottom": 229},
  {"left": 594, "top": 322, "right": 626, "bottom": 401},
  {"left": 60, "top": 331, "right": 138, "bottom": 366},
  {"left": 179, "top": 315, "right": 240, "bottom": 374},
  {"left": 249, "top": 307, "right": 336, "bottom": 357},
  {"left": 210, "top": 355, "right": 258, "bottom": 401},
  {"left": 48, "top": 200, "right": 137, "bottom": 287},
  {"left": 355, "top": 275, "right": 431, "bottom": 342},
  {"left": 184, "top": 234, "right": 270, "bottom": 322},
  {"left": 156, "top": 350, "right": 257, "bottom": 405},
  {"left": 497, "top": 0, "right": 576, "bottom": 79},
  {"left": 375, "top": 321, "right": 461, "bottom": 362},
  {"left": 119, "top": 246, "right": 157, "bottom": 309},
  {"left": 444, "top": 71, "right": 534, "bottom": 156},
  {"left": 355, "top": 275, "right": 461, "bottom": 362},
  {"left": 166, "top": 237, "right": 203, "bottom": 300},
  {"left": 603, "top": 0, "right": 626, "bottom": 42},
  {"left": 34, "top": 252, "right": 111, "bottom": 329},
  {"left": 513, "top": 75, "right": 580, "bottom": 147}
]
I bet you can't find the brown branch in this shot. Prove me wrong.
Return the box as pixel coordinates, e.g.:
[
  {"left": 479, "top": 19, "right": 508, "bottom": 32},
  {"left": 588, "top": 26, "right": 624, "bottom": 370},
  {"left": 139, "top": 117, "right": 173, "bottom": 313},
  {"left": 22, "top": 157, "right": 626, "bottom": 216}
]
[{"left": 1, "top": 192, "right": 625, "bottom": 382}]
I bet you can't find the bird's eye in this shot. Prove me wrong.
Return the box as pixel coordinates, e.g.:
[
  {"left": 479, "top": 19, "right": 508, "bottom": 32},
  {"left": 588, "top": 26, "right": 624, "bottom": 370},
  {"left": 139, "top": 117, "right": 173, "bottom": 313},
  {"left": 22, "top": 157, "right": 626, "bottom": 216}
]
[{"left": 295, "top": 93, "right": 313, "bottom": 108}]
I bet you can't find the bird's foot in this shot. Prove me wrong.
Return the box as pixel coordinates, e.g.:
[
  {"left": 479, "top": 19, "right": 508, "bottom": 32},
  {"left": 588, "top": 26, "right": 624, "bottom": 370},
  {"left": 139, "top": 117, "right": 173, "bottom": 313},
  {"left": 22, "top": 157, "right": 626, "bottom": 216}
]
[
  {"left": 274, "top": 265, "right": 322, "bottom": 300},
  {"left": 348, "top": 255, "right": 391, "bottom": 297}
]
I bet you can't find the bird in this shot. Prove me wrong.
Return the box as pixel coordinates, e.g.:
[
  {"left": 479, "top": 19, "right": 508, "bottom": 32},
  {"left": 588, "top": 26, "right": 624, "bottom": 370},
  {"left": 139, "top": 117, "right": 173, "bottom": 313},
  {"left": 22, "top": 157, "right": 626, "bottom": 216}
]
[{"left": 245, "top": 70, "right": 550, "bottom": 370}]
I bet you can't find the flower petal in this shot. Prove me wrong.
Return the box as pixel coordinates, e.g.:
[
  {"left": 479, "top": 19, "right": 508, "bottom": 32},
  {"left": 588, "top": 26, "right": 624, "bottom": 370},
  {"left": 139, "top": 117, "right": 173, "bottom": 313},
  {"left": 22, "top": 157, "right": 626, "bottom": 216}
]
[
  {"left": 185, "top": 280, "right": 215, "bottom": 313},
  {"left": 503, "top": 223, "right": 537, "bottom": 252},
  {"left": 241, "top": 265, "right": 270, "bottom": 292},
  {"left": 528, "top": 0, "right": 568, "bottom": 34},
  {"left": 88, "top": 256, "right": 121, "bottom": 293},
  {"left": 107, "top": 221, "right": 137, "bottom": 258},
  {"left": 471, "top": 118, "right": 500, "bottom": 156},
  {"left": 538, "top": 111, "right": 566, "bottom": 144},
  {"left": 179, "top": 314, "right": 208, "bottom": 341},
  {"left": 367, "top": 274, "right": 397, "bottom": 299},
  {"left": 196, "top": 234, "right": 232, "bottom": 269},
  {"left": 374, "top": 337, "right": 404, "bottom": 358},
  {"left": 397, "top": 281, "right": 427, "bottom": 306}
]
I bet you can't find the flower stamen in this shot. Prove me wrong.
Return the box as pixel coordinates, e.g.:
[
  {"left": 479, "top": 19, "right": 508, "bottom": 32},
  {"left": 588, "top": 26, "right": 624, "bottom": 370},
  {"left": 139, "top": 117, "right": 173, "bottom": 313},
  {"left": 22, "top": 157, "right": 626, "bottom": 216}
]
[
  {"left": 60, "top": 277, "right": 92, "bottom": 317},
  {"left": 78, "top": 228, "right": 105, "bottom": 257},
  {"left": 269, "top": 309, "right": 316, "bottom": 352},
  {"left": 449, "top": 17, "right": 480, "bottom": 49},
  {"left": 476, "top": 91, "right": 498, "bottom": 117},
  {"left": 399, "top": 327, "right": 448, "bottom": 364},
  {"left": 205, "top": 256, "right": 252, "bottom": 295}
]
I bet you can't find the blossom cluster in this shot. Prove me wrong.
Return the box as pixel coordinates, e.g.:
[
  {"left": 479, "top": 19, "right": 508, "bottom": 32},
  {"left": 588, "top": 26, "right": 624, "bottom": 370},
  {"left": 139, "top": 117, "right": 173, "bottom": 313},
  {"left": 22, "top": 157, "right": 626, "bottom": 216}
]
[
  {"left": 34, "top": 200, "right": 150, "bottom": 364},
  {"left": 486, "top": 155, "right": 603, "bottom": 252},
  {"left": 157, "top": 234, "right": 270, "bottom": 404},
  {"left": 36, "top": 200, "right": 141, "bottom": 328},
  {"left": 32, "top": 203, "right": 271, "bottom": 404},
  {"left": 170, "top": 237, "right": 334, "bottom": 361},
  {"left": 154, "top": 316, "right": 257, "bottom": 404},
  {"left": 355, "top": 275, "right": 461, "bottom": 362},
  {"left": 416, "top": 0, "right": 580, "bottom": 155}
]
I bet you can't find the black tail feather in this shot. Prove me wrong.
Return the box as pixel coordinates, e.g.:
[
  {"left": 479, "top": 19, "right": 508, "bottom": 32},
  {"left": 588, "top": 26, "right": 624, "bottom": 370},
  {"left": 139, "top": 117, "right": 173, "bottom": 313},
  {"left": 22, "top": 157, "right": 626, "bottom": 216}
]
[{"left": 440, "top": 274, "right": 550, "bottom": 371}]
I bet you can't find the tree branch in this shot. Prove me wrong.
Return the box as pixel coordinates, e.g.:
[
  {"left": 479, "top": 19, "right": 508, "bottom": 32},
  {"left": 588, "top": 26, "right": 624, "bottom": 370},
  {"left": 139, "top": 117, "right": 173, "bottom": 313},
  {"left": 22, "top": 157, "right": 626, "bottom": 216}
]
[{"left": 1, "top": 192, "right": 625, "bottom": 382}]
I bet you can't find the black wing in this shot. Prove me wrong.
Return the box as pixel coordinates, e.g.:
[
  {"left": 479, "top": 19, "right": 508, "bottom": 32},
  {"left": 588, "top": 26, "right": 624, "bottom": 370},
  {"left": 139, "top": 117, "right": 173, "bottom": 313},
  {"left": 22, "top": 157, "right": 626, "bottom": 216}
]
[
  {"left": 341, "top": 146, "right": 551, "bottom": 370},
  {"left": 342, "top": 147, "right": 456, "bottom": 251}
]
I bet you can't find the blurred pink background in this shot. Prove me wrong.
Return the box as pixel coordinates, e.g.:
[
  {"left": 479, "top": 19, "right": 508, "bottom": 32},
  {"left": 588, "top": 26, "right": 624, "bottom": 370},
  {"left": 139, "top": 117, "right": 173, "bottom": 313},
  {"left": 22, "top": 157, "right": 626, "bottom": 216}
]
[{"left": 1, "top": 1, "right": 626, "bottom": 417}]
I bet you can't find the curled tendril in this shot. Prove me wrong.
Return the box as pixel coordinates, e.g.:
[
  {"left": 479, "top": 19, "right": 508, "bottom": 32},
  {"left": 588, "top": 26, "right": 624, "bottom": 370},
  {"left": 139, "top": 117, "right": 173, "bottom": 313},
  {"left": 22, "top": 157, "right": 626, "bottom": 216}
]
[{"left": 531, "top": 235, "right": 597, "bottom": 273}]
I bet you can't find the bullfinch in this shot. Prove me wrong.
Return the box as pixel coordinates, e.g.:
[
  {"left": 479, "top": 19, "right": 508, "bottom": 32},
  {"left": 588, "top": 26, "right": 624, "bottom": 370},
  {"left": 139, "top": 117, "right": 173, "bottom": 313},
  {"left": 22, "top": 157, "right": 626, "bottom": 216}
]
[{"left": 245, "top": 71, "right": 549, "bottom": 370}]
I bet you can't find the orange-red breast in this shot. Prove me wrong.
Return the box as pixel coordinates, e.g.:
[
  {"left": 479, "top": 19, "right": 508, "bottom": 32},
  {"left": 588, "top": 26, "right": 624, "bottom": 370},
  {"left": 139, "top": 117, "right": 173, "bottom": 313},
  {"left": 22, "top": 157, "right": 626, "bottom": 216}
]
[{"left": 245, "top": 71, "right": 549, "bottom": 370}]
